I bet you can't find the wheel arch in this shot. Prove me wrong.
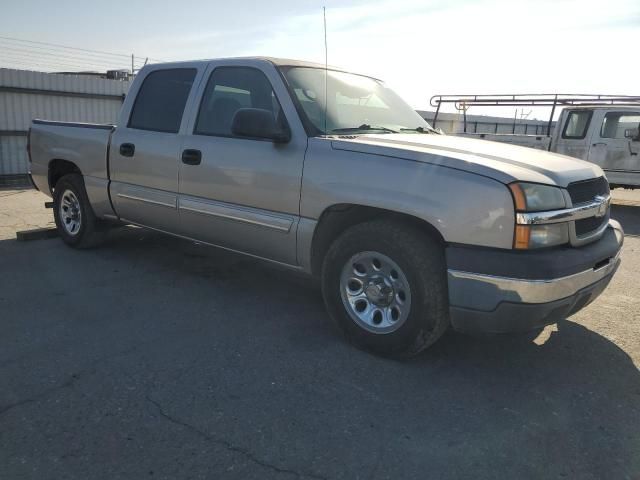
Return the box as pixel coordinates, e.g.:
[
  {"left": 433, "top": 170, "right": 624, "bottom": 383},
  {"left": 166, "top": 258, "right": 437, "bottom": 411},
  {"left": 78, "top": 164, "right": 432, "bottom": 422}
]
[
  {"left": 309, "top": 203, "right": 446, "bottom": 276},
  {"left": 48, "top": 159, "right": 82, "bottom": 193}
]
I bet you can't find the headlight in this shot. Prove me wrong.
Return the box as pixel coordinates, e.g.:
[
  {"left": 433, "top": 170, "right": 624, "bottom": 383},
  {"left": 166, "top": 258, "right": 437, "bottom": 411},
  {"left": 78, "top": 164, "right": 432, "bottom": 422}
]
[
  {"left": 509, "top": 182, "right": 566, "bottom": 211},
  {"left": 509, "top": 182, "right": 568, "bottom": 249}
]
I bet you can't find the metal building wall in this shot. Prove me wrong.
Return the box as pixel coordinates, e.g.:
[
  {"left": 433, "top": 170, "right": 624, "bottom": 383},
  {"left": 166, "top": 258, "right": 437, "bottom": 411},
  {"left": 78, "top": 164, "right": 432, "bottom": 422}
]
[{"left": 0, "top": 68, "right": 130, "bottom": 176}]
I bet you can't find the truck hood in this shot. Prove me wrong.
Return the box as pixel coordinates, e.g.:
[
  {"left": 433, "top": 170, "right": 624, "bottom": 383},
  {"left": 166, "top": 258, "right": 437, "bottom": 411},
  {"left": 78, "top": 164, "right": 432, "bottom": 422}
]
[{"left": 330, "top": 133, "right": 603, "bottom": 187}]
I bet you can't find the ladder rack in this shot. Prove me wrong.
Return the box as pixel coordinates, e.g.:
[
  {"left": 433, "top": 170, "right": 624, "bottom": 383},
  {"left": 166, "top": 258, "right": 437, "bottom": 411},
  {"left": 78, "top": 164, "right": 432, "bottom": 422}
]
[{"left": 429, "top": 94, "right": 640, "bottom": 135}]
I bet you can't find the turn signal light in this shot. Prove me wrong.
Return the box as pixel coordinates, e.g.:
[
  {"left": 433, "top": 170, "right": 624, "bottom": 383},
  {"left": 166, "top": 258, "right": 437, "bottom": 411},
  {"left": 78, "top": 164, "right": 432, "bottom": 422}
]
[
  {"left": 514, "top": 225, "right": 531, "bottom": 249},
  {"left": 514, "top": 223, "right": 570, "bottom": 249},
  {"left": 509, "top": 183, "right": 527, "bottom": 211}
]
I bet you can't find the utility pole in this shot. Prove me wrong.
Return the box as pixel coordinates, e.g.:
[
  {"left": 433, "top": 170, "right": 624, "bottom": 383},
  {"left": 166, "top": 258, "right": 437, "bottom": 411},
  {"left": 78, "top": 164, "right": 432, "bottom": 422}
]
[{"left": 131, "top": 54, "right": 134, "bottom": 75}]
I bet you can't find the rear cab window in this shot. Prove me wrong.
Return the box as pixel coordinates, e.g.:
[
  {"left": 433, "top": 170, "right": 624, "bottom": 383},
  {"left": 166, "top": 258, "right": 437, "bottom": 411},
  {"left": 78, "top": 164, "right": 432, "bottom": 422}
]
[
  {"left": 128, "top": 68, "right": 197, "bottom": 133},
  {"left": 562, "top": 110, "right": 593, "bottom": 139}
]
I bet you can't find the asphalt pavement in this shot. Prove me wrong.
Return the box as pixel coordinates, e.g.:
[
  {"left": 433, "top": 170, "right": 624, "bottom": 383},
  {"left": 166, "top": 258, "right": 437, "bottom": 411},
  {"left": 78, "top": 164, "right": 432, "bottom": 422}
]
[{"left": 1, "top": 188, "right": 639, "bottom": 479}]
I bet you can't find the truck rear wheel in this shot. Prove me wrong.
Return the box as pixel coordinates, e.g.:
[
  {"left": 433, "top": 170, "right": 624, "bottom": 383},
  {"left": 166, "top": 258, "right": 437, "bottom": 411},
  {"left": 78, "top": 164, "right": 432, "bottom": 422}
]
[
  {"left": 321, "top": 219, "right": 450, "bottom": 357},
  {"left": 53, "top": 173, "right": 105, "bottom": 248}
]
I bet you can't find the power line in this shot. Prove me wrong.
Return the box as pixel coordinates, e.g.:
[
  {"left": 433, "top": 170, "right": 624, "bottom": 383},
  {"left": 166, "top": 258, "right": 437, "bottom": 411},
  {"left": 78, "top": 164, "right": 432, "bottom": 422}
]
[
  {"left": 0, "top": 50, "right": 131, "bottom": 68},
  {"left": 0, "top": 52, "right": 146, "bottom": 72},
  {"left": 0, "top": 47, "right": 160, "bottom": 74},
  {"left": 0, "top": 58, "right": 153, "bottom": 74},
  {"left": 0, "top": 60, "right": 83, "bottom": 72},
  {"left": 0, "top": 35, "right": 137, "bottom": 59},
  {"left": 0, "top": 48, "right": 143, "bottom": 70},
  {"left": 0, "top": 35, "right": 166, "bottom": 66},
  {"left": 0, "top": 41, "right": 148, "bottom": 66},
  {"left": 0, "top": 56, "right": 114, "bottom": 72},
  {"left": 0, "top": 38, "right": 134, "bottom": 63}
]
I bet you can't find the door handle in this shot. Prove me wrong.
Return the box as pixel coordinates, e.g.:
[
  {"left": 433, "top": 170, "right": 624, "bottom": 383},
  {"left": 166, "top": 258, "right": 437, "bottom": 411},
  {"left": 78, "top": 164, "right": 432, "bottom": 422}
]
[
  {"left": 119, "top": 143, "right": 135, "bottom": 157},
  {"left": 182, "top": 149, "right": 202, "bottom": 165},
  {"left": 592, "top": 142, "right": 607, "bottom": 147}
]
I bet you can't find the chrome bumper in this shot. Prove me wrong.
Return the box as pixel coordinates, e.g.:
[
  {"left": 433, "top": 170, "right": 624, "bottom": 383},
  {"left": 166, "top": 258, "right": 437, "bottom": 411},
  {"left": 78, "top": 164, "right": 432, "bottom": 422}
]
[
  {"left": 448, "top": 250, "right": 620, "bottom": 309},
  {"left": 447, "top": 220, "right": 623, "bottom": 333}
]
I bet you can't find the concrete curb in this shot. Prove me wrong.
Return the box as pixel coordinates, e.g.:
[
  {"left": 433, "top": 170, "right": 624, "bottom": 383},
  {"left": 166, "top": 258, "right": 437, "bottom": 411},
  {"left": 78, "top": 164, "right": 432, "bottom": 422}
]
[{"left": 16, "top": 227, "right": 58, "bottom": 241}]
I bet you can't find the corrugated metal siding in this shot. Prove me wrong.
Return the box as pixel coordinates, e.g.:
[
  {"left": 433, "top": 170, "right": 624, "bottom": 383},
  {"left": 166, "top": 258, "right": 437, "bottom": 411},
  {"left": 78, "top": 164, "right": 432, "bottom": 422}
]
[
  {"left": 0, "top": 68, "right": 130, "bottom": 175},
  {"left": 0, "top": 68, "right": 129, "bottom": 96},
  {"left": 0, "top": 92, "right": 122, "bottom": 130},
  {"left": 0, "top": 135, "right": 27, "bottom": 175}
]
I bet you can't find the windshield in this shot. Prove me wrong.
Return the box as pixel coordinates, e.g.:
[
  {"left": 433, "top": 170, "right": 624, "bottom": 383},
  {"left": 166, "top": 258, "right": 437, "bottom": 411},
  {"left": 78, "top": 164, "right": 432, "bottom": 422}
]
[{"left": 280, "top": 66, "right": 433, "bottom": 135}]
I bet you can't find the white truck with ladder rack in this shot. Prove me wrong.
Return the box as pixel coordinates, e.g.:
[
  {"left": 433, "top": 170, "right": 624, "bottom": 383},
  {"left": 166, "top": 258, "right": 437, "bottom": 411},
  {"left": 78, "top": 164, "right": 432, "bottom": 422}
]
[{"left": 430, "top": 94, "right": 640, "bottom": 189}]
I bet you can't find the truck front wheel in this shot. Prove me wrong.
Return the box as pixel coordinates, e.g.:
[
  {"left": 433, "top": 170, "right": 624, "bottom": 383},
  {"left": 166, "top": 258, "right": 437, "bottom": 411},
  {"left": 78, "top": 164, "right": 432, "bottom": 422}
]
[
  {"left": 321, "top": 219, "right": 450, "bottom": 357},
  {"left": 53, "top": 173, "right": 105, "bottom": 248}
]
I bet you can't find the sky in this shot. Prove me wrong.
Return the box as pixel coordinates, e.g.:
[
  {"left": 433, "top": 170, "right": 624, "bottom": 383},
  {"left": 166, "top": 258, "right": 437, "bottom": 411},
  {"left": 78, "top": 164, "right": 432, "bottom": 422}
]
[{"left": 2, "top": 0, "right": 639, "bottom": 115}]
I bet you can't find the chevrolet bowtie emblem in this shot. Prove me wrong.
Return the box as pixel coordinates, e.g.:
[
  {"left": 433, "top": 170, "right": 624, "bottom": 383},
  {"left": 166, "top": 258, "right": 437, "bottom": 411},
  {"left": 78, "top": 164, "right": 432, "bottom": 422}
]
[{"left": 594, "top": 195, "right": 609, "bottom": 218}]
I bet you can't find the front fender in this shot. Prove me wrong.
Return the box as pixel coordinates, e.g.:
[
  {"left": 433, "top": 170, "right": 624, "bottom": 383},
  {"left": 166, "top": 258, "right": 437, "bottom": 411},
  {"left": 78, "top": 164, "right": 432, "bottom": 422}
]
[{"left": 301, "top": 138, "right": 515, "bottom": 249}]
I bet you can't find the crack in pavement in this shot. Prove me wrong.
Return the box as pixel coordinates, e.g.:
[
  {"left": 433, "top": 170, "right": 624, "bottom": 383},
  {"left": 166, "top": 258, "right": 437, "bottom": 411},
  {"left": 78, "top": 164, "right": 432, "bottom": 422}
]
[
  {"left": 145, "top": 395, "right": 328, "bottom": 480},
  {"left": 0, "top": 374, "right": 80, "bottom": 417},
  {"left": 0, "top": 343, "right": 145, "bottom": 418}
]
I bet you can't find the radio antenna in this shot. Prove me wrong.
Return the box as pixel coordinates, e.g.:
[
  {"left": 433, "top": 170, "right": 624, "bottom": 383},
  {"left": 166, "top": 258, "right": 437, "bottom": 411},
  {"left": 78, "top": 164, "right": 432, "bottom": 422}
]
[{"left": 323, "top": 6, "right": 328, "bottom": 135}]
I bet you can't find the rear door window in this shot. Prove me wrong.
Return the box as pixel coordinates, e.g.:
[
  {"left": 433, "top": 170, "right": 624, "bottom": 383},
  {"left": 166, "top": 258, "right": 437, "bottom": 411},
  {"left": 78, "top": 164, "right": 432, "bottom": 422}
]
[
  {"left": 562, "top": 110, "right": 593, "bottom": 139},
  {"left": 128, "top": 68, "right": 197, "bottom": 133}
]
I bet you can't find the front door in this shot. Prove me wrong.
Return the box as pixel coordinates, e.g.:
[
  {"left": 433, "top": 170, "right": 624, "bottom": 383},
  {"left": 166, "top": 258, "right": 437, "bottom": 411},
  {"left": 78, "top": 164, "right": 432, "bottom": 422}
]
[
  {"left": 587, "top": 110, "right": 640, "bottom": 186},
  {"left": 553, "top": 109, "right": 593, "bottom": 160},
  {"left": 110, "top": 67, "right": 200, "bottom": 231},
  {"left": 178, "top": 63, "right": 306, "bottom": 265}
]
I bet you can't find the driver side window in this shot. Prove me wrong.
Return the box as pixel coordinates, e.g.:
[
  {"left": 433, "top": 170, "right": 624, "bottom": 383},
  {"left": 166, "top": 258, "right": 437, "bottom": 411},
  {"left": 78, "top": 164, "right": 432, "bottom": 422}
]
[{"left": 194, "top": 67, "right": 285, "bottom": 138}]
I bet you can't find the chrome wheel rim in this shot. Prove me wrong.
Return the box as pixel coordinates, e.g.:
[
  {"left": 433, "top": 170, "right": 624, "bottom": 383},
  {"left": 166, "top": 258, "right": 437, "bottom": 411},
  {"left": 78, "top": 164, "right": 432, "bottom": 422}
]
[
  {"left": 340, "top": 251, "right": 412, "bottom": 334},
  {"left": 59, "top": 189, "right": 82, "bottom": 236}
]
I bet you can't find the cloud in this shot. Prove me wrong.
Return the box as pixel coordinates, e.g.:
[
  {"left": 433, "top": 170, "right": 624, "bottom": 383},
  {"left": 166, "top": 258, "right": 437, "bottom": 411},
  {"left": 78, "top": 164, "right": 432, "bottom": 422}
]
[{"left": 134, "top": 0, "right": 640, "bottom": 109}]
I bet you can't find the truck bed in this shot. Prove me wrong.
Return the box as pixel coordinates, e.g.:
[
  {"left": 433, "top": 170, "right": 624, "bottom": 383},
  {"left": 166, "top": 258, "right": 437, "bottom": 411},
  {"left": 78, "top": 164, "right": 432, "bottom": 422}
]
[
  {"left": 29, "top": 119, "right": 114, "bottom": 195},
  {"left": 29, "top": 119, "right": 116, "bottom": 219}
]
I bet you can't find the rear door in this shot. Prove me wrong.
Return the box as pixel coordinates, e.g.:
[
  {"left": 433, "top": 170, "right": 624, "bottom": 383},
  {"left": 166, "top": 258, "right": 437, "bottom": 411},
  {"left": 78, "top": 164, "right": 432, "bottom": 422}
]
[
  {"left": 110, "top": 66, "right": 203, "bottom": 231},
  {"left": 177, "top": 61, "right": 307, "bottom": 265},
  {"left": 588, "top": 110, "right": 640, "bottom": 186}
]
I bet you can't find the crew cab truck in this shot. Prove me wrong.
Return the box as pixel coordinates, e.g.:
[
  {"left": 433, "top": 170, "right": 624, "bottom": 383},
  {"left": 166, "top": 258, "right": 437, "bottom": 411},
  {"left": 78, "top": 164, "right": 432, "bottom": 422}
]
[
  {"left": 430, "top": 95, "right": 640, "bottom": 189},
  {"left": 28, "top": 58, "right": 623, "bottom": 357}
]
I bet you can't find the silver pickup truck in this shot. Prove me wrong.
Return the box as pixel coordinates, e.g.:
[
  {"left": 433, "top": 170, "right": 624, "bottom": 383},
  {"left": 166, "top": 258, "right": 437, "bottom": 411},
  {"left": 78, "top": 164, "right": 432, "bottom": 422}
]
[{"left": 28, "top": 57, "right": 623, "bottom": 357}]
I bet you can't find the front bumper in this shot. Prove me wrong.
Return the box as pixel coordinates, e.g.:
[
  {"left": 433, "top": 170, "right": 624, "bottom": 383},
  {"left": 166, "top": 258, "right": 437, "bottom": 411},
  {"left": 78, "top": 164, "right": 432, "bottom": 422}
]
[{"left": 447, "top": 220, "right": 623, "bottom": 334}]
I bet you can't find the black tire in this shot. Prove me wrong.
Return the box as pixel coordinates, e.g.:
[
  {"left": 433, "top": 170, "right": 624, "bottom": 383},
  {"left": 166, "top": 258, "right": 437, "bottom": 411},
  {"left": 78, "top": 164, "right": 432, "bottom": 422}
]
[
  {"left": 321, "top": 219, "right": 449, "bottom": 357},
  {"left": 53, "top": 173, "right": 105, "bottom": 248}
]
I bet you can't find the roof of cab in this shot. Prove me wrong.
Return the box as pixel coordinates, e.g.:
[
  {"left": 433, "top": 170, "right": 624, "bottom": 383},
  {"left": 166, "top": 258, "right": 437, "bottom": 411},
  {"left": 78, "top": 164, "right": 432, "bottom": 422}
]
[
  {"left": 142, "top": 56, "right": 385, "bottom": 79},
  {"left": 147, "top": 56, "right": 330, "bottom": 69},
  {"left": 141, "top": 57, "right": 385, "bottom": 83}
]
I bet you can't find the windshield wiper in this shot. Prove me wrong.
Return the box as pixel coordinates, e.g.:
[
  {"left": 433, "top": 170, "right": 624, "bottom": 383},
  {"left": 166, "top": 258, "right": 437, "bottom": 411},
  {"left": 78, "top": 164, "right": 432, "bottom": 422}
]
[
  {"left": 399, "top": 126, "right": 438, "bottom": 134},
  {"left": 331, "top": 124, "right": 398, "bottom": 134}
]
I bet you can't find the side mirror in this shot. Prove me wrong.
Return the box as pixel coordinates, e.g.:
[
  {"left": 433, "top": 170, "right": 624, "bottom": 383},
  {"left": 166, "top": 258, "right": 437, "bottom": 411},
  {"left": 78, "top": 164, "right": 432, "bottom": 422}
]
[
  {"left": 231, "top": 108, "right": 290, "bottom": 143},
  {"left": 624, "top": 128, "right": 639, "bottom": 140}
]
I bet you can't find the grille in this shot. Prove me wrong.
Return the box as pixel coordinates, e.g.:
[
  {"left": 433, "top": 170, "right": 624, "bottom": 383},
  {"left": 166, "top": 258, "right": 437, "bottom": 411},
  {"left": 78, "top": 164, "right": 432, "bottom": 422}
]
[
  {"left": 575, "top": 215, "right": 607, "bottom": 236},
  {"left": 567, "top": 177, "right": 610, "bottom": 238},
  {"left": 567, "top": 176, "right": 609, "bottom": 205}
]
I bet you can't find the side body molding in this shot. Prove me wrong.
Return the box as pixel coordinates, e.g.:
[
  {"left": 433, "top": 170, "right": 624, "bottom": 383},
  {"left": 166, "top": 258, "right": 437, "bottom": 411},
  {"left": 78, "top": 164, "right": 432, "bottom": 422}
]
[{"left": 177, "top": 197, "right": 294, "bottom": 233}]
